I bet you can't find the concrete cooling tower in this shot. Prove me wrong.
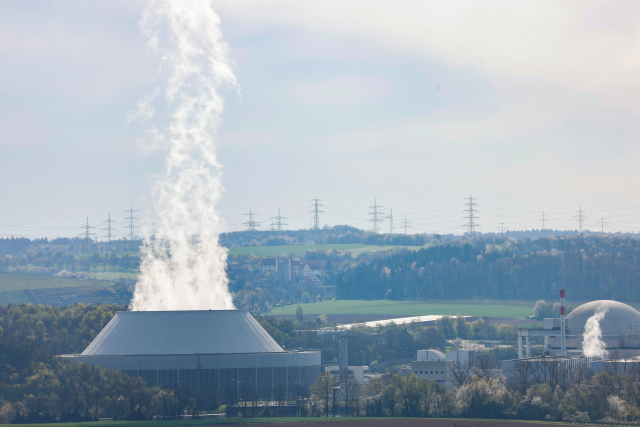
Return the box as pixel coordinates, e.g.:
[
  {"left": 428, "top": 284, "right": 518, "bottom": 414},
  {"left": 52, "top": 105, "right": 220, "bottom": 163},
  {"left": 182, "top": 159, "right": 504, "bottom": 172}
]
[{"left": 62, "top": 310, "right": 321, "bottom": 398}]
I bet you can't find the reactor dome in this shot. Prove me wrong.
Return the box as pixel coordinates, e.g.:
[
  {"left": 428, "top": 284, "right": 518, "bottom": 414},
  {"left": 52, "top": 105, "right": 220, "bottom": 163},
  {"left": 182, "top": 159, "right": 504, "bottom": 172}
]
[{"left": 566, "top": 300, "right": 640, "bottom": 337}]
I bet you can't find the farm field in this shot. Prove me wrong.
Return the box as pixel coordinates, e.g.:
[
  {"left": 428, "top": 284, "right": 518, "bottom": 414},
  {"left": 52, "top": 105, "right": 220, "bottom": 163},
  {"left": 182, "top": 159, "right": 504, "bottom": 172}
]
[
  {"left": 0, "top": 272, "right": 108, "bottom": 291},
  {"left": 0, "top": 272, "right": 129, "bottom": 306},
  {"left": 88, "top": 271, "right": 138, "bottom": 281},
  {"left": 18, "top": 418, "right": 584, "bottom": 427},
  {"left": 227, "top": 243, "right": 425, "bottom": 257},
  {"left": 270, "top": 299, "right": 534, "bottom": 319}
]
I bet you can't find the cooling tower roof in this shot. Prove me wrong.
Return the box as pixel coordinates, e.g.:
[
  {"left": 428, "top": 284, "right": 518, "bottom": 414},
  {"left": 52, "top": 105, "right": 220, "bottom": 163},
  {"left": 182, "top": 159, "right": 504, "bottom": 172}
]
[
  {"left": 566, "top": 300, "right": 640, "bottom": 337},
  {"left": 82, "top": 310, "right": 284, "bottom": 356}
]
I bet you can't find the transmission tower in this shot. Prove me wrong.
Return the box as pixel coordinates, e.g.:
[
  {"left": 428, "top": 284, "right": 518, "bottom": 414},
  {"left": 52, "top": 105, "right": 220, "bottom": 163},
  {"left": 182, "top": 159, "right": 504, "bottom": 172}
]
[
  {"left": 463, "top": 195, "right": 479, "bottom": 235},
  {"left": 386, "top": 209, "right": 394, "bottom": 234},
  {"left": 270, "top": 221, "right": 275, "bottom": 231},
  {"left": 402, "top": 216, "right": 411, "bottom": 236},
  {"left": 596, "top": 217, "right": 608, "bottom": 233},
  {"left": 368, "top": 199, "right": 385, "bottom": 234},
  {"left": 271, "top": 209, "right": 288, "bottom": 233},
  {"left": 79, "top": 217, "right": 96, "bottom": 254},
  {"left": 310, "top": 197, "right": 323, "bottom": 230},
  {"left": 498, "top": 222, "right": 507, "bottom": 237},
  {"left": 539, "top": 212, "right": 547, "bottom": 230},
  {"left": 575, "top": 207, "right": 587, "bottom": 232},
  {"left": 102, "top": 213, "right": 118, "bottom": 252},
  {"left": 123, "top": 206, "right": 139, "bottom": 252},
  {"left": 243, "top": 210, "right": 259, "bottom": 231}
]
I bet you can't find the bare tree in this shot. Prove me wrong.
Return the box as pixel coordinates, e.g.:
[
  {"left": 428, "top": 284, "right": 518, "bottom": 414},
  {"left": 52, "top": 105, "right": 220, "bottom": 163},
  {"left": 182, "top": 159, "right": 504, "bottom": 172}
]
[
  {"left": 447, "top": 360, "right": 474, "bottom": 389},
  {"left": 572, "top": 358, "right": 592, "bottom": 386},
  {"left": 310, "top": 372, "right": 334, "bottom": 417},
  {"left": 476, "top": 355, "right": 497, "bottom": 378},
  {"left": 340, "top": 368, "right": 361, "bottom": 417},
  {"left": 506, "top": 359, "right": 534, "bottom": 395},
  {"left": 351, "top": 379, "right": 362, "bottom": 417}
]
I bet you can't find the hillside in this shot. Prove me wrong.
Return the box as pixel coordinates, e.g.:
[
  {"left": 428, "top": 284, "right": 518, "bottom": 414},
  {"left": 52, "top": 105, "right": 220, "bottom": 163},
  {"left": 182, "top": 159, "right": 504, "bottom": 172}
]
[
  {"left": 0, "top": 272, "right": 131, "bottom": 306},
  {"left": 335, "top": 234, "right": 640, "bottom": 303}
]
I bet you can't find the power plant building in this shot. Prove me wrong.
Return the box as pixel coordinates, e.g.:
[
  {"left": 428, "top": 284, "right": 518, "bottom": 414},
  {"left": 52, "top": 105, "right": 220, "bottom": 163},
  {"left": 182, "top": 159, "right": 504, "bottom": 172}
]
[
  {"left": 276, "top": 252, "right": 291, "bottom": 282},
  {"left": 61, "top": 310, "right": 321, "bottom": 398},
  {"left": 518, "top": 299, "right": 640, "bottom": 358}
]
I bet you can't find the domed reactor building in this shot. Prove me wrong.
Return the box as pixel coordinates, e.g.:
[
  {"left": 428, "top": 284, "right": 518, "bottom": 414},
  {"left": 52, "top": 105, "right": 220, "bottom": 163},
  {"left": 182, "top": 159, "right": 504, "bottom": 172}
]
[
  {"left": 517, "top": 291, "right": 640, "bottom": 359},
  {"left": 62, "top": 310, "right": 321, "bottom": 398}
]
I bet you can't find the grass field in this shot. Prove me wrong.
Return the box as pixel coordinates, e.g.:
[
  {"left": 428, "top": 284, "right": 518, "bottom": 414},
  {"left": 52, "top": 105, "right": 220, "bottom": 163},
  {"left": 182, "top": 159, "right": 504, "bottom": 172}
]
[
  {"left": 227, "top": 244, "right": 425, "bottom": 257},
  {"left": 270, "top": 299, "right": 534, "bottom": 318},
  {"left": 0, "top": 272, "right": 110, "bottom": 291}
]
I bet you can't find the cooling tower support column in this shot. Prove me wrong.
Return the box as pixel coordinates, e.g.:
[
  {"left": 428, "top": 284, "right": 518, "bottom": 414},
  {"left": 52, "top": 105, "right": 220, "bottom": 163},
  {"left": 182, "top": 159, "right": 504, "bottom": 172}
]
[
  {"left": 560, "top": 289, "right": 566, "bottom": 357},
  {"left": 339, "top": 338, "right": 348, "bottom": 375}
]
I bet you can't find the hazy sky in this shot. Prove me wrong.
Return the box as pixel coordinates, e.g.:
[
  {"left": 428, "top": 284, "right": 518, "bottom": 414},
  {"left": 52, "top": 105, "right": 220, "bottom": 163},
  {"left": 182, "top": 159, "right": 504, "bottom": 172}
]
[{"left": 2, "top": 0, "right": 640, "bottom": 237}]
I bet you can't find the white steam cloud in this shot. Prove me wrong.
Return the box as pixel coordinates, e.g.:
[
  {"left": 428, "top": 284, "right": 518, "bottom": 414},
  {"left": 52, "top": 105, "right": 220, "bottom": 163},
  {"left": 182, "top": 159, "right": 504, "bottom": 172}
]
[
  {"left": 130, "top": 0, "right": 237, "bottom": 311},
  {"left": 582, "top": 307, "right": 608, "bottom": 359}
]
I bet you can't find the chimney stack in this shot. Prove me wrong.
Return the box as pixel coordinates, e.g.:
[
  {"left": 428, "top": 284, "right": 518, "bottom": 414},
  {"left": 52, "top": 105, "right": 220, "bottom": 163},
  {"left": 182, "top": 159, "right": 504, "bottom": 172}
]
[{"left": 560, "top": 289, "right": 566, "bottom": 356}]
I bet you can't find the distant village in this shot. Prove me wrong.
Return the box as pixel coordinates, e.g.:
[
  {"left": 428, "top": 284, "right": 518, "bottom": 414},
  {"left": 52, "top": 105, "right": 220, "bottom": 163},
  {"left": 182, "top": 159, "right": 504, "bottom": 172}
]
[{"left": 226, "top": 252, "right": 336, "bottom": 285}]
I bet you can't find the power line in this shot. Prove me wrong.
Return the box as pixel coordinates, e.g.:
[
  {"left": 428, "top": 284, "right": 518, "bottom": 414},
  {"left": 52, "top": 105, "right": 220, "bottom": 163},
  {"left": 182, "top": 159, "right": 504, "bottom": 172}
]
[
  {"left": 498, "top": 222, "right": 507, "bottom": 236},
  {"left": 368, "top": 199, "right": 385, "bottom": 234},
  {"left": 539, "top": 212, "right": 547, "bottom": 230},
  {"left": 243, "top": 210, "right": 259, "bottom": 231},
  {"left": 386, "top": 209, "right": 394, "bottom": 234},
  {"left": 596, "top": 217, "right": 609, "bottom": 233},
  {"left": 79, "top": 217, "right": 96, "bottom": 254},
  {"left": 402, "top": 216, "right": 411, "bottom": 236},
  {"left": 310, "top": 197, "right": 323, "bottom": 230},
  {"left": 102, "top": 213, "right": 118, "bottom": 252},
  {"left": 271, "top": 208, "right": 288, "bottom": 233},
  {"left": 463, "top": 195, "right": 479, "bottom": 235},
  {"left": 123, "top": 206, "right": 139, "bottom": 252},
  {"left": 575, "top": 206, "right": 587, "bottom": 232}
]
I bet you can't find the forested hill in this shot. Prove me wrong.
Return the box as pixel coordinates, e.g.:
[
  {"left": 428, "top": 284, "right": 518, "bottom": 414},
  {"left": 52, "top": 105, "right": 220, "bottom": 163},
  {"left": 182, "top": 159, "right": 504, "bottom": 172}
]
[{"left": 336, "top": 234, "right": 640, "bottom": 303}]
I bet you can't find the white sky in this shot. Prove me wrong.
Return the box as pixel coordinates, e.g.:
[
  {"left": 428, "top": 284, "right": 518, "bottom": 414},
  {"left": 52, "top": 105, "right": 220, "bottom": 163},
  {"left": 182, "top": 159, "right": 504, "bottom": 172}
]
[{"left": 2, "top": 0, "right": 640, "bottom": 237}]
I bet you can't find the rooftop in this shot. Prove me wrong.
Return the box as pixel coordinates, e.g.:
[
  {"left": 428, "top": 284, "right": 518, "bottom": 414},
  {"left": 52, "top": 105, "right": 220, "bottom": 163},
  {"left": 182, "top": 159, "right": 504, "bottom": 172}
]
[{"left": 81, "top": 310, "right": 284, "bottom": 356}]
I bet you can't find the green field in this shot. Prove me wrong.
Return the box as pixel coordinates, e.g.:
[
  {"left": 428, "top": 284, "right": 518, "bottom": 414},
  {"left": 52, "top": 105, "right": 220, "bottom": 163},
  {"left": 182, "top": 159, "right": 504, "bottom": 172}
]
[
  {"left": 270, "top": 299, "right": 534, "bottom": 319},
  {"left": 0, "top": 272, "right": 109, "bottom": 291},
  {"left": 228, "top": 243, "right": 425, "bottom": 257}
]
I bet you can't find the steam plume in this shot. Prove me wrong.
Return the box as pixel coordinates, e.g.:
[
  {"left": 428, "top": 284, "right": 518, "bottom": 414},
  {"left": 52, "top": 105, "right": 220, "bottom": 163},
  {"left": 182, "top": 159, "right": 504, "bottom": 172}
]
[
  {"left": 130, "top": 0, "right": 236, "bottom": 310},
  {"left": 582, "top": 307, "right": 608, "bottom": 359}
]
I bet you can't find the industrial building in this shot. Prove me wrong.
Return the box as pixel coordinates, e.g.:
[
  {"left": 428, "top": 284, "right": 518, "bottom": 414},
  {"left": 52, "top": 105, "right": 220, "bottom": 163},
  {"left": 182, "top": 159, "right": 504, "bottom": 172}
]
[
  {"left": 61, "top": 310, "right": 321, "bottom": 398},
  {"left": 276, "top": 252, "right": 292, "bottom": 282},
  {"left": 517, "top": 291, "right": 640, "bottom": 358},
  {"left": 403, "top": 349, "right": 476, "bottom": 388}
]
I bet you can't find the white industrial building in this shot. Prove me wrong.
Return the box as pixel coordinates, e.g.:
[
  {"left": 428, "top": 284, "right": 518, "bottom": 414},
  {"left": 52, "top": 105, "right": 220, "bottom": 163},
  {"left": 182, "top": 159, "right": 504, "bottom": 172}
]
[
  {"left": 406, "top": 349, "right": 475, "bottom": 388},
  {"left": 61, "top": 310, "right": 321, "bottom": 398},
  {"left": 518, "top": 294, "right": 640, "bottom": 359}
]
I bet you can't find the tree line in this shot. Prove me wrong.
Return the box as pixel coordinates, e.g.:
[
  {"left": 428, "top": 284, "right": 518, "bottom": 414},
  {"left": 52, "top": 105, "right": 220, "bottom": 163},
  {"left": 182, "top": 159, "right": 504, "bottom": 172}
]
[
  {"left": 1, "top": 251, "right": 141, "bottom": 277},
  {"left": 303, "top": 357, "right": 640, "bottom": 423},
  {"left": 0, "top": 304, "right": 220, "bottom": 423},
  {"left": 336, "top": 234, "right": 640, "bottom": 302}
]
